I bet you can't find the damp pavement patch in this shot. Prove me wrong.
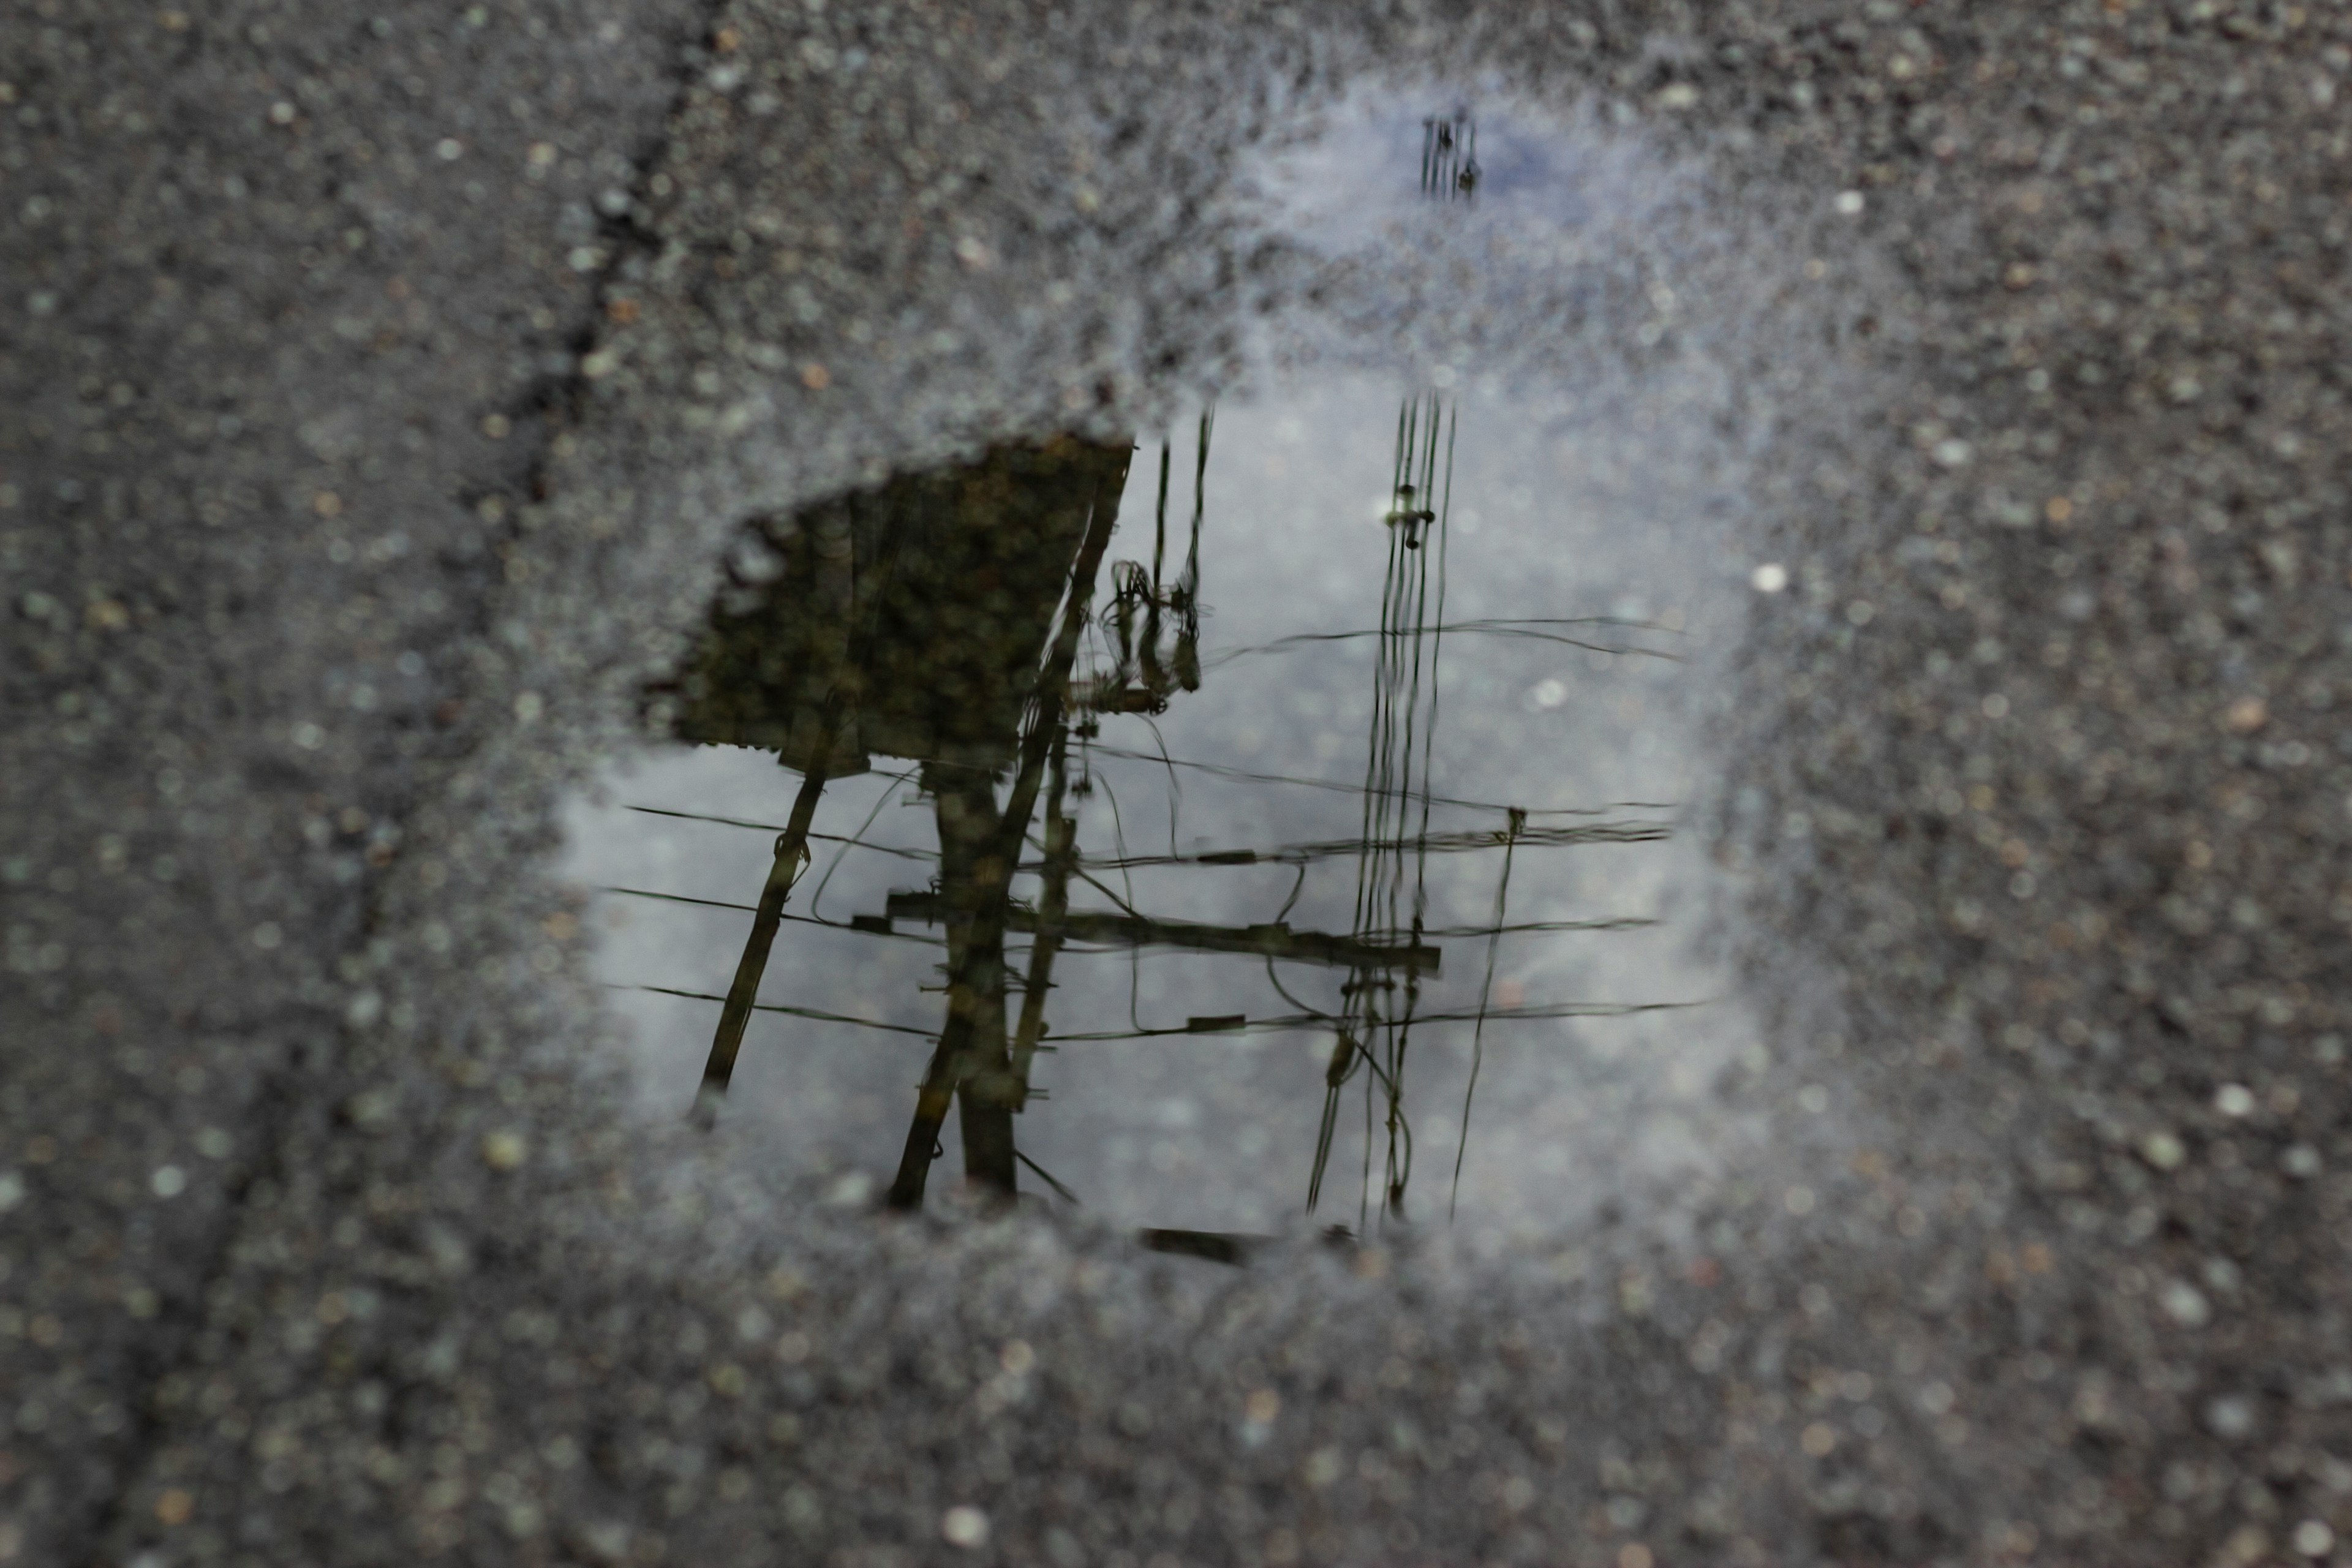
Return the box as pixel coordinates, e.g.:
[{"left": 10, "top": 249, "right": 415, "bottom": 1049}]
[{"left": 10, "top": 3, "right": 2352, "bottom": 1565}]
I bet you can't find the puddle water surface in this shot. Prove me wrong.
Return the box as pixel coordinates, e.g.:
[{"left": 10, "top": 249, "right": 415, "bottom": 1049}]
[
  {"left": 557, "top": 102, "right": 1793, "bottom": 1256},
  {"left": 562, "top": 372, "right": 1768, "bottom": 1251}
]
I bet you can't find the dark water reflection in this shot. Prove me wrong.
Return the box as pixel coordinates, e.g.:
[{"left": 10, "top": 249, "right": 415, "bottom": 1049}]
[{"left": 562, "top": 371, "right": 1766, "bottom": 1251}]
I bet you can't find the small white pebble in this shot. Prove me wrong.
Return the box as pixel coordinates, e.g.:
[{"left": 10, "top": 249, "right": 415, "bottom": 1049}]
[
  {"left": 1751, "top": 563, "right": 1788, "bottom": 594},
  {"left": 150, "top": 1165, "right": 187, "bottom": 1199},
  {"left": 2214, "top": 1083, "right": 2256, "bottom": 1117},
  {"left": 2160, "top": 1279, "right": 2211, "bottom": 1327},
  {"left": 941, "top": 1506, "right": 989, "bottom": 1548},
  {"left": 2139, "top": 1130, "right": 2187, "bottom": 1171},
  {"left": 1834, "top": 190, "right": 1865, "bottom": 216},
  {"left": 2204, "top": 1394, "right": 2255, "bottom": 1441},
  {"left": 480, "top": 1131, "right": 528, "bottom": 1171},
  {"left": 2294, "top": 1520, "right": 2335, "bottom": 1557},
  {"left": 2284, "top": 1145, "right": 2323, "bottom": 1179}
]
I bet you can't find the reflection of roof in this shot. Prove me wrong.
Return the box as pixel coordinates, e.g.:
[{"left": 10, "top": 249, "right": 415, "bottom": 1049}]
[{"left": 659, "top": 437, "right": 1132, "bottom": 774}]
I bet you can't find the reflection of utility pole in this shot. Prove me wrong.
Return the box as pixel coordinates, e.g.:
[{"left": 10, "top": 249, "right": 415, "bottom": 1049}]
[
  {"left": 1311, "top": 392, "right": 1458, "bottom": 1225},
  {"left": 690, "top": 712, "right": 838, "bottom": 1127},
  {"left": 924, "top": 763, "right": 1020, "bottom": 1191},
  {"left": 1007, "top": 722, "right": 1077, "bottom": 1106},
  {"left": 1421, "top": 113, "right": 1479, "bottom": 202},
  {"left": 886, "top": 456, "right": 1129, "bottom": 1209}
]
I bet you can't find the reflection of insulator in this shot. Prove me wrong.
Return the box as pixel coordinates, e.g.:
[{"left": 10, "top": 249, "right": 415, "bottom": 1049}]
[
  {"left": 1110, "top": 598, "right": 1139, "bottom": 681},
  {"left": 1384, "top": 500, "right": 1434, "bottom": 549},
  {"left": 1174, "top": 624, "right": 1200, "bottom": 692}
]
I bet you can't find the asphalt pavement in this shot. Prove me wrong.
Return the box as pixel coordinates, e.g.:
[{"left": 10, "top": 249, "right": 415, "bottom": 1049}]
[{"left": 10, "top": 2, "right": 2352, "bottom": 1564}]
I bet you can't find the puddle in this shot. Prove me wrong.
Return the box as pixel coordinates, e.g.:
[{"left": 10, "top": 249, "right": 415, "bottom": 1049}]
[
  {"left": 560, "top": 368, "right": 1768, "bottom": 1247},
  {"left": 548, "top": 97, "right": 1809, "bottom": 1255}
]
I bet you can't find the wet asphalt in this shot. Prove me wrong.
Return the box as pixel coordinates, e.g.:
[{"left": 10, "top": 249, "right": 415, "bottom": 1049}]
[{"left": 10, "top": 1, "right": 2352, "bottom": 1563}]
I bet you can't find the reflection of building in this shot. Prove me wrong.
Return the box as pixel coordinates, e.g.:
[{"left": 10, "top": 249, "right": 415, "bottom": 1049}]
[{"left": 661, "top": 437, "right": 1133, "bottom": 775}]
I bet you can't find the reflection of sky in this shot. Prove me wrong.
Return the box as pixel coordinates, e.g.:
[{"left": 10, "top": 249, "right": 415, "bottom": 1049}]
[
  {"left": 558, "top": 371, "right": 1765, "bottom": 1247},
  {"left": 1248, "top": 91, "right": 1644, "bottom": 251}
]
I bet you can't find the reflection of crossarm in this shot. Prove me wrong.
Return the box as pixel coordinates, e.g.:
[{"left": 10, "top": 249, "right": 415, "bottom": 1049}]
[{"left": 883, "top": 892, "right": 1441, "bottom": 975}]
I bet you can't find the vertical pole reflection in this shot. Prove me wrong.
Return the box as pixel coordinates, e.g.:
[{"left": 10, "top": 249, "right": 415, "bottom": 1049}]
[
  {"left": 689, "top": 718, "right": 836, "bottom": 1128},
  {"left": 1310, "top": 391, "right": 1458, "bottom": 1226},
  {"left": 1008, "top": 721, "right": 1076, "bottom": 1105},
  {"left": 1420, "top": 112, "right": 1480, "bottom": 202},
  {"left": 884, "top": 448, "right": 1130, "bottom": 1210}
]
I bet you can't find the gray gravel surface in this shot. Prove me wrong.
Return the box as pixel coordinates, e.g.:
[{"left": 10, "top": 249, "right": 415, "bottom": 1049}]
[{"left": 10, "top": 1, "right": 2352, "bottom": 1564}]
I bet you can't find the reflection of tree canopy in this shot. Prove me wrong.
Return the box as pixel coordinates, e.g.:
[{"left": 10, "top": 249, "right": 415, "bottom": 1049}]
[{"left": 658, "top": 436, "right": 1133, "bottom": 775}]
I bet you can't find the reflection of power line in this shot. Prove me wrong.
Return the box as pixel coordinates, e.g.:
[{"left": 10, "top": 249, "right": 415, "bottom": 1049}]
[
  {"left": 628, "top": 983, "right": 1699, "bottom": 1041},
  {"left": 618, "top": 801, "right": 1667, "bottom": 877},
  {"left": 601, "top": 881, "right": 1658, "bottom": 951},
  {"left": 1071, "top": 747, "right": 1667, "bottom": 818},
  {"left": 595, "top": 884, "right": 946, "bottom": 946},
  {"left": 1048, "top": 818, "right": 1669, "bottom": 872},
  {"left": 1200, "top": 617, "right": 1684, "bottom": 669},
  {"left": 624, "top": 804, "right": 940, "bottom": 862},
  {"left": 627, "top": 772, "right": 1667, "bottom": 842}
]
